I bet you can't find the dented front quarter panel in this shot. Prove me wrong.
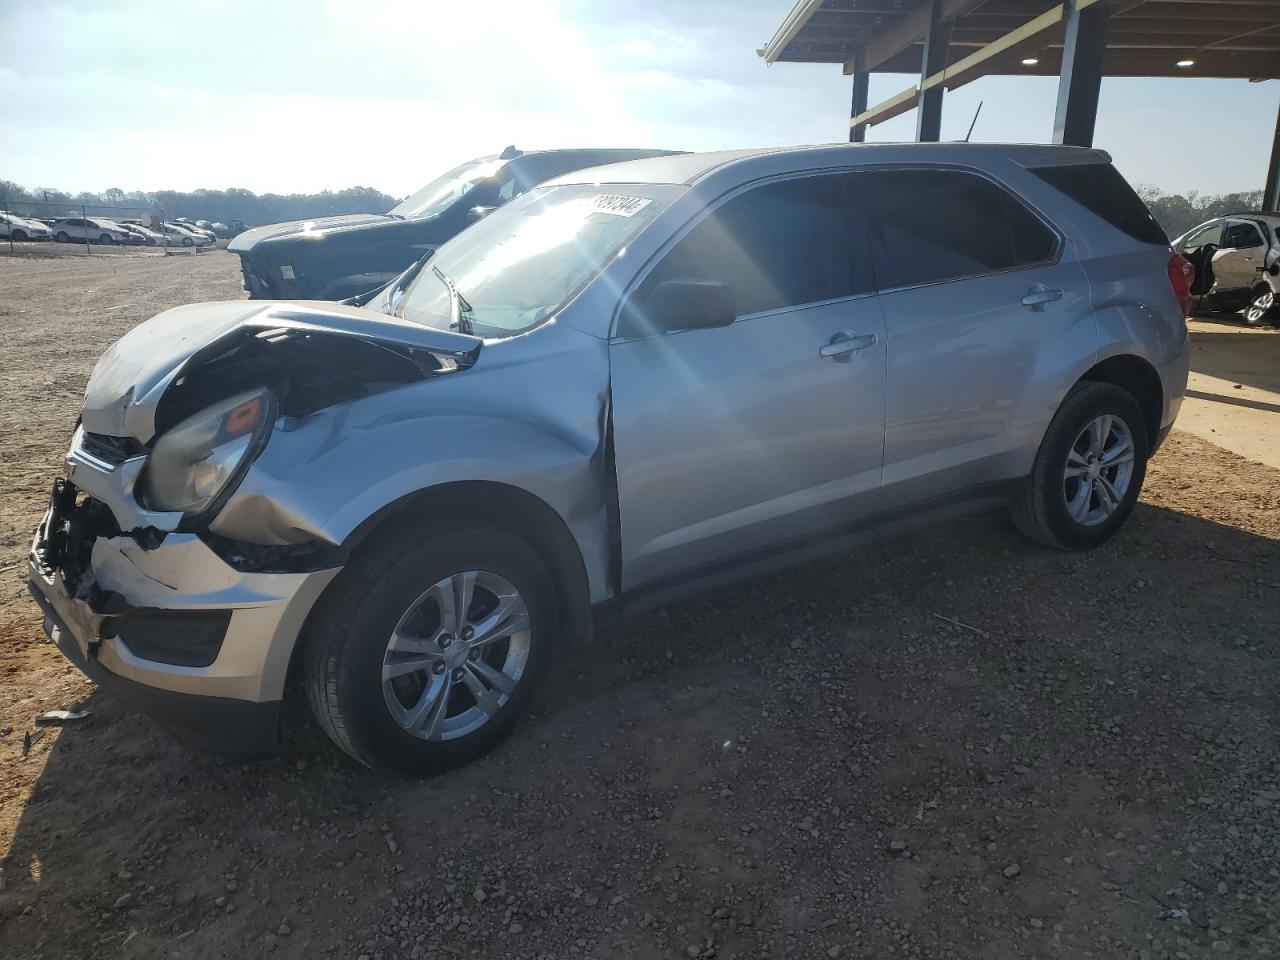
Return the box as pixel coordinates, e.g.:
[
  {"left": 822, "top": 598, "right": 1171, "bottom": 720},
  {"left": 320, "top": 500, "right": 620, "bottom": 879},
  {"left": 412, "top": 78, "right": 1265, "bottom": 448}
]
[{"left": 211, "top": 318, "right": 615, "bottom": 602}]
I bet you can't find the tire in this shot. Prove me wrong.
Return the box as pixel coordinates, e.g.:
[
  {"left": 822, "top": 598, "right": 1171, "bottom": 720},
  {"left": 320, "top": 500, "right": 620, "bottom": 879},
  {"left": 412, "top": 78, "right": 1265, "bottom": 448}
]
[
  {"left": 55, "top": 231, "right": 69, "bottom": 243},
  {"left": 1011, "top": 381, "right": 1149, "bottom": 550},
  {"left": 1242, "top": 287, "right": 1278, "bottom": 327},
  {"left": 303, "top": 521, "right": 556, "bottom": 775},
  {"left": 182, "top": 236, "right": 193, "bottom": 247},
  {"left": 98, "top": 233, "right": 113, "bottom": 245},
  {"left": 12, "top": 229, "right": 27, "bottom": 242}
]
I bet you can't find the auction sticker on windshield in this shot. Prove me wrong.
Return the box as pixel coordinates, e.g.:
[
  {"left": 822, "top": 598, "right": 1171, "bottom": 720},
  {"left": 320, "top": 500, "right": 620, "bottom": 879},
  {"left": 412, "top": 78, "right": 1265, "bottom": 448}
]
[{"left": 589, "top": 195, "right": 652, "bottom": 217}]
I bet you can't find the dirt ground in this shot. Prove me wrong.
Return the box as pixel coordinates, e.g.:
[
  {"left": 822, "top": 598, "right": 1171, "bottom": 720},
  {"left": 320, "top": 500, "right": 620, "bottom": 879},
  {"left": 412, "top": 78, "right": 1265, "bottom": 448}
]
[{"left": 0, "top": 253, "right": 1277, "bottom": 960}]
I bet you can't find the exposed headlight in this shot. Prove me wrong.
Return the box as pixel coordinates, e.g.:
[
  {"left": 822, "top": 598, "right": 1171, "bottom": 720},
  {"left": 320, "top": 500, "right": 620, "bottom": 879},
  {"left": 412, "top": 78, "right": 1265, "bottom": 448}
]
[{"left": 139, "top": 388, "right": 274, "bottom": 515}]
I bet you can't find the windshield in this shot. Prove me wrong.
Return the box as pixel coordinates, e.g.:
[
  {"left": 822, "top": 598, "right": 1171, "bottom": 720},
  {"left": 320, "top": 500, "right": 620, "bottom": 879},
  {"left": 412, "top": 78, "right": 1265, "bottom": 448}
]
[
  {"left": 397, "top": 183, "right": 683, "bottom": 339},
  {"left": 388, "top": 156, "right": 509, "bottom": 220}
]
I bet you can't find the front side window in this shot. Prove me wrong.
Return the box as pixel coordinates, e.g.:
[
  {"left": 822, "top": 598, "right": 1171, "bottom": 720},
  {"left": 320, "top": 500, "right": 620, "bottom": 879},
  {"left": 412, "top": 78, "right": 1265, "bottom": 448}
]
[
  {"left": 867, "top": 169, "right": 1057, "bottom": 289},
  {"left": 639, "top": 174, "right": 866, "bottom": 319},
  {"left": 1222, "top": 221, "right": 1264, "bottom": 249},
  {"left": 398, "top": 183, "right": 683, "bottom": 338}
]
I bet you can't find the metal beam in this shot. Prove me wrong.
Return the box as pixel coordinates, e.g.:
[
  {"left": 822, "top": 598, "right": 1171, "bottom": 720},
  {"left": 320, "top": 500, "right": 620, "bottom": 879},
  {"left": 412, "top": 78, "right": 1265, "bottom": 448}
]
[
  {"left": 1053, "top": 0, "right": 1108, "bottom": 146},
  {"left": 1265, "top": 98, "right": 1280, "bottom": 212},
  {"left": 849, "top": 49, "right": 870, "bottom": 142},
  {"left": 842, "top": 0, "right": 983, "bottom": 74},
  {"left": 916, "top": 0, "right": 953, "bottom": 140},
  {"left": 852, "top": 2, "right": 1070, "bottom": 131}
]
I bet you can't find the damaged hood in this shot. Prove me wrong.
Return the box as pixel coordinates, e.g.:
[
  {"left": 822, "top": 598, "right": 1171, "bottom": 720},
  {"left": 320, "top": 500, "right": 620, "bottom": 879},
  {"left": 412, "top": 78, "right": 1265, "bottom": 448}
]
[
  {"left": 227, "top": 213, "right": 395, "bottom": 252},
  {"left": 80, "top": 300, "right": 482, "bottom": 443}
]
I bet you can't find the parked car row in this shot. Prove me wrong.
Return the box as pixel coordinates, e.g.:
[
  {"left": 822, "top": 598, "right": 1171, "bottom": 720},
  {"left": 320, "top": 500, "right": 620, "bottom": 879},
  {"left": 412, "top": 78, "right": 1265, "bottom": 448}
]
[
  {"left": 0, "top": 211, "right": 53, "bottom": 241},
  {"left": 30, "top": 142, "right": 1194, "bottom": 774},
  {"left": 37, "top": 216, "right": 216, "bottom": 247}
]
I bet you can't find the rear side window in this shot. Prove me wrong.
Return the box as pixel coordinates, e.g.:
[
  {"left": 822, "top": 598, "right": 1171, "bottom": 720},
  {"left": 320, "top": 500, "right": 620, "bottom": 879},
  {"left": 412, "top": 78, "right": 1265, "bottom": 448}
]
[
  {"left": 1029, "top": 162, "right": 1168, "bottom": 246},
  {"left": 863, "top": 169, "right": 1057, "bottom": 289},
  {"left": 644, "top": 174, "right": 870, "bottom": 316}
]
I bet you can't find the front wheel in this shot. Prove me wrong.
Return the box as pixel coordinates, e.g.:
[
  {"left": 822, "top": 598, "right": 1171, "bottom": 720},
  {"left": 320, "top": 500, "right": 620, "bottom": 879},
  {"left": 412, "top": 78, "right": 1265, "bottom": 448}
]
[
  {"left": 55, "top": 231, "right": 69, "bottom": 243},
  {"left": 1011, "top": 381, "right": 1149, "bottom": 550},
  {"left": 98, "top": 233, "right": 113, "bottom": 245},
  {"left": 1243, "top": 288, "right": 1278, "bottom": 327},
  {"left": 11, "top": 229, "right": 27, "bottom": 242},
  {"left": 303, "top": 522, "right": 555, "bottom": 775},
  {"left": 182, "top": 236, "right": 193, "bottom": 247}
]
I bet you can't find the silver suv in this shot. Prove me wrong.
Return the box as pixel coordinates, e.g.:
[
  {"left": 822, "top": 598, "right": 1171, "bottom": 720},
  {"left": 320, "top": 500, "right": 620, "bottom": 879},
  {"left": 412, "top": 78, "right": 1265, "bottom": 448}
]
[
  {"left": 28, "top": 144, "right": 1190, "bottom": 774},
  {"left": 1173, "top": 212, "right": 1280, "bottom": 325}
]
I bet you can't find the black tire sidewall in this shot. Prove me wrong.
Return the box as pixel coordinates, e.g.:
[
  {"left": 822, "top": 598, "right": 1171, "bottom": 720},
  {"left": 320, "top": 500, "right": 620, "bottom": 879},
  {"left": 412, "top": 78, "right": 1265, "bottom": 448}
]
[
  {"left": 1035, "top": 383, "right": 1149, "bottom": 550},
  {"left": 308, "top": 524, "right": 556, "bottom": 775}
]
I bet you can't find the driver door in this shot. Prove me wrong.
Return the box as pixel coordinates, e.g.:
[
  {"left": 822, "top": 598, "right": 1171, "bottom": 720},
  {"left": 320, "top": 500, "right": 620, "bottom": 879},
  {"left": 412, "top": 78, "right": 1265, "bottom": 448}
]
[
  {"left": 1213, "top": 220, "right": 1267, "bottom": 295},
  {"left": 609, "top": 172, "right": 887, "bottom": 592}
]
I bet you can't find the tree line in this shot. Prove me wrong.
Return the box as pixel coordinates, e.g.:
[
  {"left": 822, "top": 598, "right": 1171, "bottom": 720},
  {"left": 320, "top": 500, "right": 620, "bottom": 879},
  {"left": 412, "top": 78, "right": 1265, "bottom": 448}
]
[
  {"left": 0, "top": 179, "right": 399, "bottom": 226},
  {"left": 1134, "top": 186, "right": 1262, "bottom": 240},
  {"left": 0, "top": 176, "right": 1265, "bottom": 237}
]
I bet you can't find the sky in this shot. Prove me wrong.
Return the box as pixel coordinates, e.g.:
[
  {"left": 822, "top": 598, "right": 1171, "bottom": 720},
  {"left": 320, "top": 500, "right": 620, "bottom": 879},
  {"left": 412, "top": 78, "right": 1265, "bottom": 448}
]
[{"left": 1, "top": 0, "right": 1275, "bottom": 199}]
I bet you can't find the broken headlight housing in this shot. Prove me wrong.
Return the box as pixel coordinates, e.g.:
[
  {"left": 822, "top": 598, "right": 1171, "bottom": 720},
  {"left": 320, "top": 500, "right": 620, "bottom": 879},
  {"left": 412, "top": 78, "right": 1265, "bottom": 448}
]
[{"left": 139, "top": 388, "right": 274, "bottom": 516}]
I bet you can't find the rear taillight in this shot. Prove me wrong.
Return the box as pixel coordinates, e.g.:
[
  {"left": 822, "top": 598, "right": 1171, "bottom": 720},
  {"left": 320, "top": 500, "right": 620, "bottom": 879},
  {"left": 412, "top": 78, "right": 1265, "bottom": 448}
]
[{"left": 1168, "top": 253, "right": 1194, "bottom": 317}]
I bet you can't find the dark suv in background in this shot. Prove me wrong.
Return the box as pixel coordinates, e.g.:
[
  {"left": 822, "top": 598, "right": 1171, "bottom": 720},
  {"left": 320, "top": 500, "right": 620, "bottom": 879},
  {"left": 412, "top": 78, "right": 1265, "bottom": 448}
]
[{"left": 229, "top": 146, "right": 679, "bottom": 301}]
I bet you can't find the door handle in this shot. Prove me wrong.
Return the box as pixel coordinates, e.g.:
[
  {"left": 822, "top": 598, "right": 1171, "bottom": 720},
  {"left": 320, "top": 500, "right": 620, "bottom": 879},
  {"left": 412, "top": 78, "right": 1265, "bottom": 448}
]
[
  {"left": 819, "top": 331, "right": 877, "bottom": 361},
  {"left": 1021, "top": 285, "right": 1064, "bottom": 311}
]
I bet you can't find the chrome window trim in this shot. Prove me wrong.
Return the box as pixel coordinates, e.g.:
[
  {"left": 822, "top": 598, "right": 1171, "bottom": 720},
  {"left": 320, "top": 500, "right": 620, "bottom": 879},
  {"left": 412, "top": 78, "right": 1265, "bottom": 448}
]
[{"left": 609, "top": 161, "right": 1069, "bottom": 339}]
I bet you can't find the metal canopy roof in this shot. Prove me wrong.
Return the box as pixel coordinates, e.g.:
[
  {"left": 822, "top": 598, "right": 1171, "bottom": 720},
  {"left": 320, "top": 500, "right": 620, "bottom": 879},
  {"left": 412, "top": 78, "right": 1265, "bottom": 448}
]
[{"left": 761, "top": 0, "right": 1280, "bottom": 80}]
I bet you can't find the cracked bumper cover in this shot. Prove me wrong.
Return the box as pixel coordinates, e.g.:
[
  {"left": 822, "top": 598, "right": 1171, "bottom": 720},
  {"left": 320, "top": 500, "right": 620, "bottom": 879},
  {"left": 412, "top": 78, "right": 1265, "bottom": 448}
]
[{"left": 28, "top": 521, "right": 339, "bottom": 754}]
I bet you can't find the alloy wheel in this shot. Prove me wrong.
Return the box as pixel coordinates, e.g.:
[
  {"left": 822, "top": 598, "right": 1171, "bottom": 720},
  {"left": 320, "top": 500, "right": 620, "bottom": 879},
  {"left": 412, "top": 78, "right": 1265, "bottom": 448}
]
[
  {"left": 381, "top": 570, "right": 531, "bottom": 742},
  {"left": 1063, "top": 414, "right": 1136, "bottom": 527},
  {"left": 1245, "top": 290, "right": 1274, "bottom": 325}
]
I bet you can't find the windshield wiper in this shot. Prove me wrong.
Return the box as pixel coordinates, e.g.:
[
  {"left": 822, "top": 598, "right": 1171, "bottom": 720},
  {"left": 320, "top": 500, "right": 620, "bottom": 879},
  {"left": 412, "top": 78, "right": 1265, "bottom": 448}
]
[{"left": 433, "top": 266, "right": 475, "bottom": 335}]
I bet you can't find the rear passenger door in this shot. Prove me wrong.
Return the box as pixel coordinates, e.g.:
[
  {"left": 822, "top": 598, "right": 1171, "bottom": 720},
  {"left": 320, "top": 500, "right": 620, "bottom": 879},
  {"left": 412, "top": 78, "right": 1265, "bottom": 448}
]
[
  {"left": 610, "top": 172, "right": 887, "bottom": 590},
  {"left": 863, "top": 167, "right": 1093, "bottom": 509}
]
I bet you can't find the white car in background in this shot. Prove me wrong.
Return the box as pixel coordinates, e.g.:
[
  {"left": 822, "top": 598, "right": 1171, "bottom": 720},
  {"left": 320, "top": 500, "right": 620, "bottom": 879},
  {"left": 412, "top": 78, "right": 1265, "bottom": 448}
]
[
  {"left": 119, "top": 223, "right": 166, "bottom": 246},
  {"left": 161, "top": 222, "right": 212, "bottom": 247},
  {"left": 0, "top": 212, "right": 52, "bottom": 241},
  {"left": 175, "top": 219, "right": 218, "bottom": 243},
  {"left": 50, "top": 217, "right": 133, "bottom": 245}
]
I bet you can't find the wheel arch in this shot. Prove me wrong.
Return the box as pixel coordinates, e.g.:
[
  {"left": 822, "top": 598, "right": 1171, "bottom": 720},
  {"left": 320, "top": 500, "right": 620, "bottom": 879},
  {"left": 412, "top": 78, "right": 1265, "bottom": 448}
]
[
  {"left": 1076, "top": 354, "right": 1163, "bottom": 448},
  {"left": 347, "top": 480, "right": 592, "bottom": 644}
]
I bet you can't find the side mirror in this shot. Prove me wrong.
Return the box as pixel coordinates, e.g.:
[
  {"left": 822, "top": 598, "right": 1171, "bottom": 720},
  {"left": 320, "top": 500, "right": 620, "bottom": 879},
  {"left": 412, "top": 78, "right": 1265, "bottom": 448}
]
[
  {"left": 619, "top": 279, "right": 737, "bottom": 339},
  {"left": 468, "top": 206, "right": 497, "bottom": 222}
]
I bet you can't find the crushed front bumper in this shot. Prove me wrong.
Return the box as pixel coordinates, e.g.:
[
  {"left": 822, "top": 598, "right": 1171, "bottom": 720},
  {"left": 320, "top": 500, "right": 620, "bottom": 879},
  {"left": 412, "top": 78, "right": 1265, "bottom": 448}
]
[{"left": 27, "top": 484, "right": 340, "bottom": 754}]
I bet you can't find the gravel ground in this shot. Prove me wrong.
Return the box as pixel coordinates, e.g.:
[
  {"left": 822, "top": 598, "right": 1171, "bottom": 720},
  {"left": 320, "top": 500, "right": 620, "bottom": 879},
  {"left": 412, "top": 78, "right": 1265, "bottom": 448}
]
[{"left": 0, "top": 253, "right": 1277, "bottom": 960}]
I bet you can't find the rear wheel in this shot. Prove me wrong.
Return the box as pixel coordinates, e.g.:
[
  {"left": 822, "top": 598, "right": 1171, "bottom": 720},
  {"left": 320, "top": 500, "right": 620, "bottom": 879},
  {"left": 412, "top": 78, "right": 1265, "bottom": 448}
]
[
  {"left": 55, "top": 231, "right": 69, "bottom": 243},
  {"left": 1243, "top": 287, "right": 1278, "bottom": 327},
  {"left": 1011, "top": 381, "right": 1149, "bottom": 550},
  {"left": 11, "top": 229, "right": 27, "bottom": 242},
  {"left": 303, "top": 522, "right": 555, "bottom": 775}
]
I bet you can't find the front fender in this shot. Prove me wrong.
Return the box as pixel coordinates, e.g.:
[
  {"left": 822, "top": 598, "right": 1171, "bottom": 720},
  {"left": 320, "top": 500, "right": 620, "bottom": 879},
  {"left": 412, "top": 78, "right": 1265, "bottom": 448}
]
[{"left": 209, "top": 322, "right": 614, "bottom": 600}]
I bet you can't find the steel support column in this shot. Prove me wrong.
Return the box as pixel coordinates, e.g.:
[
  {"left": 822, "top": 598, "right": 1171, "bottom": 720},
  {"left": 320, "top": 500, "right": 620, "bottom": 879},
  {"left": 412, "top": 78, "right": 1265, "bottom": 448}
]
[
  {"left": 1053, "top": 0, "right": 1107, "bottom": 146},
  {"left": 849, "top": 49, "right": 869, "bottom": 143},
  {"left": 1264, "top": 98, "right": 1280, "bottom": 211},
  {"left": 916, "top": 0, "right": 952, "bottom": 141}
]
